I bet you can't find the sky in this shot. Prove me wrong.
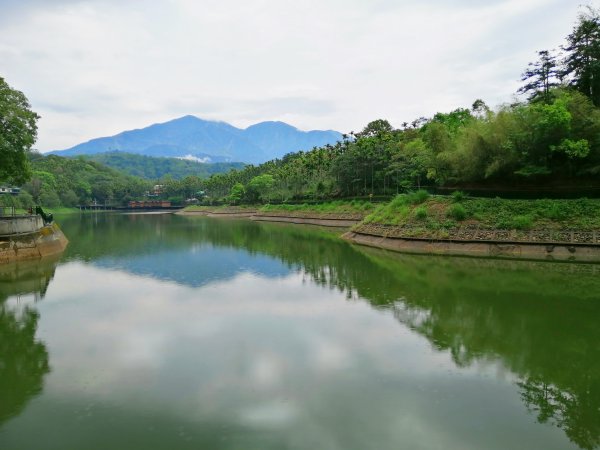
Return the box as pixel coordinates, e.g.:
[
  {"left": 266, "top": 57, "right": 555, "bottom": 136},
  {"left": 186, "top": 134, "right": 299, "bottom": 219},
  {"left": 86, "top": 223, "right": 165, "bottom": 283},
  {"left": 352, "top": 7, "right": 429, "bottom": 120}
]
[{"left": 0, "top": 0, "right": 586, "bottom": 152}]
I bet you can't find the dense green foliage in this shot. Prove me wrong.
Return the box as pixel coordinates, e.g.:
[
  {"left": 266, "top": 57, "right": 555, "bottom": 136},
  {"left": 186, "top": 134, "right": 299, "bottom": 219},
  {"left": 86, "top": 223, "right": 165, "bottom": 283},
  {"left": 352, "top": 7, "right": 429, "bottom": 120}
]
[
  {"left": 7, "top": 154, "right": 152, "bottom": 208},
  {"left": 81, "top": 151, "right": 244, "bottom": 180},
  {"left": 0, "top": 77, "right": 39, "bottom": 185}
]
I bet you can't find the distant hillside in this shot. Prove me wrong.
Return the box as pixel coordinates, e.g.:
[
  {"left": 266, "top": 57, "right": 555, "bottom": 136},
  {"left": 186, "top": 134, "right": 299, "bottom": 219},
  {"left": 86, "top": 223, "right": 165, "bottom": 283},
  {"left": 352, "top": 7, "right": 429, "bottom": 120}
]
[
  {"left": 82, "top": 151, "right": 245, "bottom": 180},
  {"left": 51, "top": 116, "right": 343, "bottom": 164}
]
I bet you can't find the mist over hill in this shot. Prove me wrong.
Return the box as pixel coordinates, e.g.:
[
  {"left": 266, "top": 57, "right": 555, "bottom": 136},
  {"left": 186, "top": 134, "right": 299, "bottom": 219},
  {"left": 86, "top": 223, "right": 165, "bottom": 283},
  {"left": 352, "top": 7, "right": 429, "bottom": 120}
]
[
  {"left": 81, "top": 152, "right": 245, "bottom": 180},
  {"left": 51, "top": 116, "right": 343, "bottom": 164}
]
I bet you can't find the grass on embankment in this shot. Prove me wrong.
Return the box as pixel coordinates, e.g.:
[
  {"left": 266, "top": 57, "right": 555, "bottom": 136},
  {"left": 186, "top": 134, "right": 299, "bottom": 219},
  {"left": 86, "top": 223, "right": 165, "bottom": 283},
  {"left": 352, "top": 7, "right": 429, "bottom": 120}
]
[
  {"left": 362, "top": 191, "right": 600, "bottom": 231},
  {"left": 259, "top": 200, "right": 376, "bottom": 215},
  {"left": 183, "top": 200, "right": 376, "bottom": 216},
  {"left": 183, "top": 205, "right": 258, "bottom": 212},
  {"left": 45, "top": 207, "right": 86, "bottom": 214}
]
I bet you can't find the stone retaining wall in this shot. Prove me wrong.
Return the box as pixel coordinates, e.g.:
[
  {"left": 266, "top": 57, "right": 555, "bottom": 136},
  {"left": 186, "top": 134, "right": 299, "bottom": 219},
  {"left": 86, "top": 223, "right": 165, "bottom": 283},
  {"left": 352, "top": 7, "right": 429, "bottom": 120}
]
[
  {"left": 177, "top": 209, "right": 363, "bottom": 226},
  {"left": 343, "top": 230, "right": 600, "bottom": 262},
  {"left": 353, "top": 223, "right": 600, "bottom": 244},
  {"left": 0, "top": 215, "right": 44, "bottom": 235},
  {"left": 0, "top": 223, "right": 69, "bottom": 264}
]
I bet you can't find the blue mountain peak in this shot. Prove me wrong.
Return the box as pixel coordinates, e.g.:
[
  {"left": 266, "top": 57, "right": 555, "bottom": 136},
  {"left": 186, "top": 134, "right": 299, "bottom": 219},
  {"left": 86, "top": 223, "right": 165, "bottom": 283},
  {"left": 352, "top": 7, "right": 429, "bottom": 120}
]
[{"left": 51, "top": 117, "right": 343, "bottom": 164}]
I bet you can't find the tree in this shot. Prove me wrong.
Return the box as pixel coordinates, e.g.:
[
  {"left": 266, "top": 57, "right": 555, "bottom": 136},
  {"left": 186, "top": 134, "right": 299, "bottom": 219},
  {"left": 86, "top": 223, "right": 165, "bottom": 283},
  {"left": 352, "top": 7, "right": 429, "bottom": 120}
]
[
  {"left": 355, "top": 119, "right": 393, "bottom": 138},
  {"left": 229, "top": 183, "right": 245, "bottom": 204},
  {"left": 0, "top": 77, "right": 39, "bottom": 184},
  {"left": 472, "top": 99, "right": 491, "bottom": 118},
  {"left": 390, "top": 139, "right": 433, "bottom": 189},
  {"left": 518, "top": 50, "right": 561, "bottom": 102},
  {"left": 563, "top": 7, "right": 600, "bottom": 105},
  {"left": 247, "top": 174, "right": 275, "bottom": 203}
]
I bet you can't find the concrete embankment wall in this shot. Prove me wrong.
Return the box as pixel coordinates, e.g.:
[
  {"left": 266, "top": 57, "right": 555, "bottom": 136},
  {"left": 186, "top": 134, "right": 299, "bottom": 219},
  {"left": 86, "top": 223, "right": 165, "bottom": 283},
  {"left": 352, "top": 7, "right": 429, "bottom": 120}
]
[
  {"left": 0, "top": 223, "right": 69, "bottom": 264},
  {"left": 343, "top": 231, "right": 600, "bottom": 263},
  {"left": 177, "top": 210, "right": 361, "bottom": 227},
  {"left": 0, "top": 216, "right": 44, "bottom": 235}
]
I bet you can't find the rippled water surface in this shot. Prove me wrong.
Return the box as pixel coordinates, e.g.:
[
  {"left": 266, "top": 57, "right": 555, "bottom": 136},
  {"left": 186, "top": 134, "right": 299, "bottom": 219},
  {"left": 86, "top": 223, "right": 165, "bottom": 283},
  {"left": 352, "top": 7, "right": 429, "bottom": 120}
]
[{"left": 1, "top": 213, "right": 599, "bottom": 450}]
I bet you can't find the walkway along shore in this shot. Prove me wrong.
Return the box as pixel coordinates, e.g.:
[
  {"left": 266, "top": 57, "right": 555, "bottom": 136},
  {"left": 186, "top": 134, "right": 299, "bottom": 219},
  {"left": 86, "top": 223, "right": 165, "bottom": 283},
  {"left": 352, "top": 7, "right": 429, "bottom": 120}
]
[{"left": 177, "top": 207, "right": 600, "bottom": 262}]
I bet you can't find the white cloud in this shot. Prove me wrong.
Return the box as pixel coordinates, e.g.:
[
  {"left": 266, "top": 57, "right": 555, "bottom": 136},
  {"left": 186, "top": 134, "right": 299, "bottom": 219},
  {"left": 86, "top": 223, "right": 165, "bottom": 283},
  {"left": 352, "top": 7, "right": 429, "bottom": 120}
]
[
  {"left": 0, "top": 0, "right": 583, "bottom": 151},
  {"left": 176, "top": 154, "right": 211, "bottom": 163}
]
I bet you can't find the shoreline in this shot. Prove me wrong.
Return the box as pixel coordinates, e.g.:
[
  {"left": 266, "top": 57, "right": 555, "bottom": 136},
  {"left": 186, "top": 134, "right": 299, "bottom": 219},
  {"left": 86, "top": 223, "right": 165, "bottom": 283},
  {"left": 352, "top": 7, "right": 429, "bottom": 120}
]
[
  {"left": 176, "top": 208, "right": 362, "bottom": 227},
  {"left": 177, "top": 206, "right": 600, "bottom": 262},
  {"left": 342, "top": 230, "right": 600, "bottom": 263}
]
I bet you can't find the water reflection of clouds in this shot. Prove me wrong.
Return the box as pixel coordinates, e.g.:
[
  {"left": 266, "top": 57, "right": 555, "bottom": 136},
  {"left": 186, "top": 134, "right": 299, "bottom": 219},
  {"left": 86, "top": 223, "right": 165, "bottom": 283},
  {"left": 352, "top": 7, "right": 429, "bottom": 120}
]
[
  {"left": 93, "top": 246, "right": 291, "bottom": 288},
  {"left": 25, "top": 262, "right": 573, "bottom": 450},
  {"left": 40, "top": 262, "right": 438, "bottom": 394}
]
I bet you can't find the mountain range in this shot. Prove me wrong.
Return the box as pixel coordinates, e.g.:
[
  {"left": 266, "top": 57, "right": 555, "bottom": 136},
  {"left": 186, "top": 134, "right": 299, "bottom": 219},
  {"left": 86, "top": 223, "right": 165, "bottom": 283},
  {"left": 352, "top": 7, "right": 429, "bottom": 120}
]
[{"left": 51, "top": 116, "right": 343, "bottom": 164}]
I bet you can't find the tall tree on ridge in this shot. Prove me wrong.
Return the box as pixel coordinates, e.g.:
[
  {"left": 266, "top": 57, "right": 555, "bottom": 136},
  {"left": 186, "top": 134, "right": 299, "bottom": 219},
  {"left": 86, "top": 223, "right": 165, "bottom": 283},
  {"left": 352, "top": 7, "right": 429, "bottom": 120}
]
[
  {"left": 562, "top": 6, "right": 600, "bottom": 106},
  {"left": 518, "top": 50, "right": 561, "bottom": 103}
]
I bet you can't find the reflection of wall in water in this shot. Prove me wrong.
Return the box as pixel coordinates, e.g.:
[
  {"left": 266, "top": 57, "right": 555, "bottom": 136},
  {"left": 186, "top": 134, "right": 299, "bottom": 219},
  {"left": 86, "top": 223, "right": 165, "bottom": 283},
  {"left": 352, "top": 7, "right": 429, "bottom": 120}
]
[{"left": 0, "top": 255, "right": 59, "bottom": 303}]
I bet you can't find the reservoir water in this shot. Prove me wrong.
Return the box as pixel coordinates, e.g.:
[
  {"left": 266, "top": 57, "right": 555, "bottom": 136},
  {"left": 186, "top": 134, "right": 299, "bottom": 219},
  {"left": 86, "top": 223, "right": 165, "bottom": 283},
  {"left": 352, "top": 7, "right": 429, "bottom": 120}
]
[{"left": 1, "top": 212, "right": 599, "bottom": 450}]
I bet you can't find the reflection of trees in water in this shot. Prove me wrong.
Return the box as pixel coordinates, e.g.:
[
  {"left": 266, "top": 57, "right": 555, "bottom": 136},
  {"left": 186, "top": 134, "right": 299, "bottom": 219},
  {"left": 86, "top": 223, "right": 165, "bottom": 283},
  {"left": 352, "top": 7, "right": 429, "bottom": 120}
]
[
  {"left": 363, "top": 254, "right": 600, "bottom": 450},
  {"left": 519, "top": 378, "right": 600, "bottom": 450},
  {"left": 0, "top": 305, "right": 50, "bottom": 424},
  {"left": 59, "top": 213, "right": 600, "bottom": 448},
  {"left": 0, "top": 258, "right": 55, "bottom": 426}
]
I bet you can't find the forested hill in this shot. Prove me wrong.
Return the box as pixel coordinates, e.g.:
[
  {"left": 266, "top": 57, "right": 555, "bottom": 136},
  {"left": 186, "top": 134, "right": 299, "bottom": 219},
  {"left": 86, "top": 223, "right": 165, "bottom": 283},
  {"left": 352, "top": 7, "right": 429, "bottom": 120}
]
[
  {"left": 80, "top": 151, "right": 245, "bottom": 180},
  {"left": 51, "top": 116, "right": 342, "bottom": 164},
  {"left": 17, "top": 154, "right": 152, "bottom": 208}
]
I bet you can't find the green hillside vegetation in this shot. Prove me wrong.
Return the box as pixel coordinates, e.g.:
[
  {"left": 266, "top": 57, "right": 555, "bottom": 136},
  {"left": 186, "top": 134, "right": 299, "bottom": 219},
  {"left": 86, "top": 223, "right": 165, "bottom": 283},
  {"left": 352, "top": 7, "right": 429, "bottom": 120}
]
[
  {"left": 5, "top": 153, "right": 152, "bottom": 209},
  {"left": 81, "top": 151, "right": 245, "bottom": 180}
]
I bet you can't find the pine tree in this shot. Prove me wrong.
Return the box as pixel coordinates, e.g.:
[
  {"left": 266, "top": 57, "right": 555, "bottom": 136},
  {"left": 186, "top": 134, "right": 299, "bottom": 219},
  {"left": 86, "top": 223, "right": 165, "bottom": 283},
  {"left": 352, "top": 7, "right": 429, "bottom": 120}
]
[
  {"left": 562, "top": 6, "right": 600, "bottom": 106},
  {"left": 518, "top": 50, "right": 561, "bottom": 103}
]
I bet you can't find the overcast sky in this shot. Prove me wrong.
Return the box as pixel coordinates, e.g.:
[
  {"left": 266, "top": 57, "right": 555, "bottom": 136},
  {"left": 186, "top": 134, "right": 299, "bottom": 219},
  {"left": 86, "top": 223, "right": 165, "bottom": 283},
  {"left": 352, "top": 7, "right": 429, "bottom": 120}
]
[{"left": 0, "top": 0, "right": 585, "bottom": 151}]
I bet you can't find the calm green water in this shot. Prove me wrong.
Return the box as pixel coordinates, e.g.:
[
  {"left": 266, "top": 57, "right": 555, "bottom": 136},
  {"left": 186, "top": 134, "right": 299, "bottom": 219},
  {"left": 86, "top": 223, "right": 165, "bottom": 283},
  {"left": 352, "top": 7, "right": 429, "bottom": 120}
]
[{"left": 1, "top": 213, "right": 599, "bottom": 450}]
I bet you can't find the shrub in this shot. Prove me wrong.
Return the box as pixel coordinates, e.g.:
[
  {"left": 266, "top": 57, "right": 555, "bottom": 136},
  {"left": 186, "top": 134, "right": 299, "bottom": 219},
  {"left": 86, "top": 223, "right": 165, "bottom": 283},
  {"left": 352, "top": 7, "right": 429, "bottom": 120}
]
[
  {"left": 390, "top": 194, "right": 408, "bottom": 208},
  {"left": 512, "top": 215, "right": 533, "bottom": 230},
  {"left": 451, "top": 190, "right": 466, "bottom": 202},
  {"left": 447, "top": 203, "right": 467, "bottom": 221},
  {"left": 407, "top": 190, "right": 430, "bottom": 205},
  {"left": 539, "top": 203, "right": 566, "bottom": 221},
  {"left": 414, "top": 206, "right": 428, "bottom": 220}
]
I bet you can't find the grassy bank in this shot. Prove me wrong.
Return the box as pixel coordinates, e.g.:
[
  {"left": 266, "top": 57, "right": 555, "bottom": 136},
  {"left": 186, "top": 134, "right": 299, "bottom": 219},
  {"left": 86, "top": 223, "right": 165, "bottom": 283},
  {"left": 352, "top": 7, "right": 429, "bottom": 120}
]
[
  {"left": 362, "top": 191, "right": 600, "bottom": 232},
  {"left": 182, "top": 205, "right": 258, "bottom": 212},
  {"left": 259, "top": 200, "right": 375, "bottom": 215},
  {"left": 182, "top": 201, "right": 376, "bottom": 217},
  {"left": 46, "top": 207, "right": 86, "bottom": 215}
]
